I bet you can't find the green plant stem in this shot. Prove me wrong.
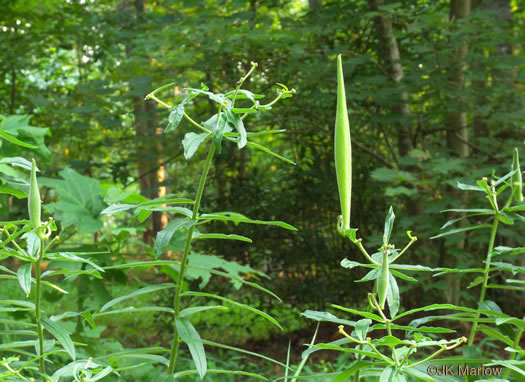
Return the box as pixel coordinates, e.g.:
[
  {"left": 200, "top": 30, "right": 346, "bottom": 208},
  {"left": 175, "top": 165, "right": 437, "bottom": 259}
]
[
  {"left": 240, "top": 89, "right": 294, "bottom": 120},
  {"left": 390, "top": 237, "right": 417, "bottom": 263},
  {"left": 355, "top": 240, "right": 379, "bottom": 265},
  {"left": 232, "top": 62, "right": 257, "bottom": 107},
  {"left": 368, "top": 342, "right": 395, "bottom": 366},
  {"left": 149, "top": 94, "right": 170, "bottom": 109},
  {"left": 386, "top": 321, "right": 400, "bottom": 365},
  {"left": 503, "top": 326, "right": 524, "bottom": 379},
  {"left": 148, "top": 91, "right": 212, "bottom": 135},
  {"left": 291, "top": 322, "right": 319, "bottom": 382},
  {"left": 404, "top": 346, "right": 448, "bottom": 369},
  {"left": 354, "top": 345, "right": 362, "bottom": 382},
  {"left": 468, "top": 217, "right": 499, "bottom": 346},
  {"left": 167, "top": 144, "right": 216, "bottom": 375},
  {"left": 11, "top": 239, "right": 29, "bottom": 260},
  {"left": 405, "top": 337, "right": 465, "bottom": 370},
  {"left": 35, "top": 239, "right": 45, "bottom": 375},
  {"left": 183, "top": 112, "right": 210, "bottom": 133},
  {"left": 399, "top": 342, "right": 416, "bottom": 367}
]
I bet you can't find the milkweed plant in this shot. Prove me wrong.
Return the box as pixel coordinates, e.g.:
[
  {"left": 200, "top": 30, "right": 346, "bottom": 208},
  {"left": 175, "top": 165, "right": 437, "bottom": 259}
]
[{"left": 293, "top": 55, "right": 525, "bottom": 382}]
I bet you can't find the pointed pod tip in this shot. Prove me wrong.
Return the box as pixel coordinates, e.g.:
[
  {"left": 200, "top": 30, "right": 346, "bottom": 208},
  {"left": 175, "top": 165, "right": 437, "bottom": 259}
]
[{"left": 337, "top": 54, "right": 343, "bottom": 71}]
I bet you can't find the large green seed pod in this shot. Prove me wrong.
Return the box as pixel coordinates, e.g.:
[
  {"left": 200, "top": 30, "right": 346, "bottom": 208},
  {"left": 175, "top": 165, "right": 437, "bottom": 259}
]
[
  {"left": 512, "top": 148, "right": 523, "bottom": 202},
  {"left": 377, "top": 251, "right": 389, "bottom": 310},
  {"left": 335, "top": 54, "right": 352, "bottom": 233},
  {"left": 28, "top": 158, "right": 41, "bottom": 229}
]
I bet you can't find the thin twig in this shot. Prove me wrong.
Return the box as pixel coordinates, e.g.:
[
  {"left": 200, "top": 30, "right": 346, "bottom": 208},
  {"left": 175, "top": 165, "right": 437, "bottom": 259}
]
[{"left": 123, "top": 150, "right": 183, "bottom": 188}]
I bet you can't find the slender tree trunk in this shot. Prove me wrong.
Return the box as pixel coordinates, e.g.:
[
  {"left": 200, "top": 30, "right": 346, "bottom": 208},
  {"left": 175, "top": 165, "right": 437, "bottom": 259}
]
[
  {"left": 125, "top": 0, "right": 167, "bottom": 244},
  {"left": 368, "top": 0, "right": 424, "bottom": 218},
  {"left": 368, "top": 0, "right": 413, "bottom": 157},
  {"left": 9, "top": 69, "right": 16, "bottom": 114},
  {"left": 471, "top": 0, "right": 488, "bottom": 137},
  {"left": 447, "top": 0, "right": 470, "bottom": 158},
  {"left": 443, "top": 0, "right": 471, "bottom": 305}
]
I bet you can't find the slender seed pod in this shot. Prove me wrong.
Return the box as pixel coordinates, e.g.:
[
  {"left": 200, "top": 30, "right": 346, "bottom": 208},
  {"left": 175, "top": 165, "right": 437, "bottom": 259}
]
[
  {"left": 335, "top": 54, "right": 352, "bottom": 233},
  {"left": 512, "top": 148, "right": 523, "bottom": 202},
  {"left": 377, "top": 251, "right": 389, "bottom": 310},
  {"left": 28, "top": 158, "right": 41, "bottom": 229}
]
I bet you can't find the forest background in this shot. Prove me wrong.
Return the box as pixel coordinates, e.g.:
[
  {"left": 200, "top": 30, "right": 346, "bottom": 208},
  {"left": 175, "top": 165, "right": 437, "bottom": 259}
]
[{"left": 1, "top": 0, "right": 524, "bottom": 379}]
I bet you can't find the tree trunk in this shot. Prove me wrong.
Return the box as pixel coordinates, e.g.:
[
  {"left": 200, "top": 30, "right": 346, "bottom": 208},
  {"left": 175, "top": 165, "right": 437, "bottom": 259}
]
[
  {"left": 367, "top": 0, "right": 424, "bottom": 218},
  {"left": 368, "top": 0, "right": 413, "bottom": 157},
  {"left": 443, "top": 0, "right": 471, "bottom": 305},
  {"left": 447, "top": 0, "right": 470, "bottom": 158},
  {"left": 125, "top": 0, "right": 168, "bottom": 244},
  {"left": 9, "top": 69, "right": 16, "bottom": 114}
]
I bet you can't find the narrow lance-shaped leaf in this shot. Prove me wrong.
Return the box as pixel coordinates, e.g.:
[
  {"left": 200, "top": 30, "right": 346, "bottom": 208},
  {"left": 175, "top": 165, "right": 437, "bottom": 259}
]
[
  {"left": 154, "top": 218, "right": 194, "bottom": 258},
  {"left": 386, "top": 272, "right": 399, "bottom": 317},
  {"left": 175, "top": 318, "right": 207, "bottom": 379},
  {"left": 0, "top": 129, "right": 38, "bottom": 148},
  {"left": 225, "top": 107, "right": 247, "bottom": 149},
  {"left": 100, "top": 283, "right": 175, "bottom": 312},
  {"left": 383, "top": 206, "right": 395, "bottom": 244},
  {"left": 166, "top": 104, "right": 184, "bottom": 133},
  {"left": 430, "top": 224, "right": 492, "bottom": 239},
  {"left": 40, "top": 317, "right": 76, "bottom": 360},
  {"left": 245, "top": 141, "right": 295, "bottom": 165},
  {"left": 334, "top": 54, "right": 352, "bottom": 233},
  {"left": 17, "top": 263, "right": 32, "bottom": 297}
]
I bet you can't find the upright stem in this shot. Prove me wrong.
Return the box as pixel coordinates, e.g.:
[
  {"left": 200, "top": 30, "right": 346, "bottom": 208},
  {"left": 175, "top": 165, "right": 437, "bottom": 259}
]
[
  {"left": 35, "top": 239, "right": 45, "bottom": 374},
  {"left": 386, "top": 321, "right": 400, "bottom": 365},
  {"left": 503, "top": 326, "right": 524, "bottom": 379},
  {"left": 232, "top": 62, "right": 257, "bottom": 108},
  {"left": 468, "top": 217, "right": 499, "bottom": 345},
  {"left": 167, "top": 144, "right": 216, "bottom": 374},
  {"left": 353, "top": 348, "right": 362, "bottom": 382}
]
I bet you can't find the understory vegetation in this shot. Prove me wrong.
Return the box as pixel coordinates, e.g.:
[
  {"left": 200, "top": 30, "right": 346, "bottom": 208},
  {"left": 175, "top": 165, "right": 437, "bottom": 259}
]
[{"left": 1, "top": 0, "right": 525, "bottom": 381}]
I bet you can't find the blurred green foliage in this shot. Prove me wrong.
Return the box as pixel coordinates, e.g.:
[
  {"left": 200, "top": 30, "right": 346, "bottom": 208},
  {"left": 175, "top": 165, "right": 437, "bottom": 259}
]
[{"left": 1, "top": 0, "right": 525, "bottom": 377}]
